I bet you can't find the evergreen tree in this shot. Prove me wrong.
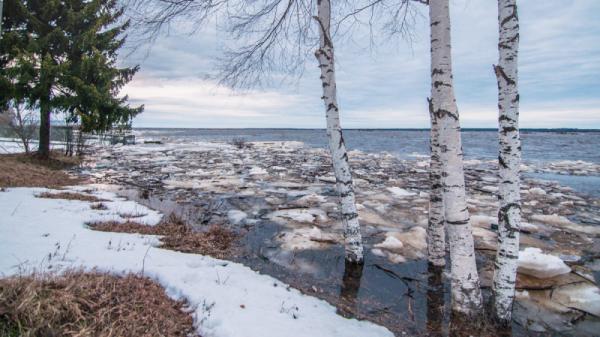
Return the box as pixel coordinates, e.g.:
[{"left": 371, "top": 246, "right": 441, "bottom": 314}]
[{"left": 0, "top": 0, "right": 142, "bottom": 158}]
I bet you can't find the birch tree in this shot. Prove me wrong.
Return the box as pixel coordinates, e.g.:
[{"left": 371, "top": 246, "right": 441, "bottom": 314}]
[
  {"left": 314, "top": 0, "right": 363, "bottom": 262},
  {"left": 492, "top": 0, "right": 521, "bottom": 324},
  {"left": 428, "top": 0, "right": 482, "bottom": 314}
]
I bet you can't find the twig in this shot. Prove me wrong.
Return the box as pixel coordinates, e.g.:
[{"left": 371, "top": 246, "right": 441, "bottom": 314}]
[{"left": 141, "top": 245, "right": 152, "bottom": 276}]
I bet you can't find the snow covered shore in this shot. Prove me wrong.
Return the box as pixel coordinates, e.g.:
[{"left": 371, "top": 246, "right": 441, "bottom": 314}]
[{"left": 0, "top": 186, "right": 392, "bottom": 337}]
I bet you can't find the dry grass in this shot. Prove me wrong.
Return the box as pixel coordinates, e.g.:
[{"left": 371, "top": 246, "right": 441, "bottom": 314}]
[
  {"left": 37, "top": 191, "right": 106, "bottom": 203},
  {"left": 0, "top": 152, "right": 83, "bottom": 188},
  {"left": 89, "top": 215, "right": 237, "bottom": 259},
  {"left": 0, "top": 270, "right": 200, "bottom": 337},
  {"left": 90, "top": 203, "right": 108, "bottom": 210}
]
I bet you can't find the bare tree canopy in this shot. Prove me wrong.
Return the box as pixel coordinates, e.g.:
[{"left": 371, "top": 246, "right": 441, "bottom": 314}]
[{"left": 126, "top": 0, "right": 420, "bottom": 88}]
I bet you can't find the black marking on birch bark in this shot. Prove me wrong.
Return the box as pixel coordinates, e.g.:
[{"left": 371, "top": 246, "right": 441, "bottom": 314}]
[
  {"left": 433, "top": 81, "right": 451, "bottom": 88},
  {"left": 431, "top": 20, "right": 441, "bottom": 26},
  {"left": 327, "top": 103, "right": 338, "bottom": 112},
  {"left": 493, "top": 65, "right": 516, "bottom": 85},
  {"left": 435, "top": 108, "right": 458, "bottom": 121},
  {"left": 340, "top": 190, "right": 354, "bottom": 198},
  {"left": 338, "top": 132, "right": 345, "bottom": 149},
  {"left": 432, "top": 68, "right": 445, "bottom": 76},
  {"left": 497, "top": 250, "right": 519, "bottom": 260},
  {"left": 313, "top": 14, "right": 333, "bottom": 49},
  {"left": 446, "top": 219, "right": 469, "bottom": 225},
  {"left": 498, "top": 155, "right": 508, "bottom": 169},
  {"left": 344, "top": 212, "right": 359, "bottom": 221},
  {"left": 507, "top": 33, "right": 519, "bottom": 44},
  {"left": 502, "top": 126, "right": 518, "bottom": 134},
  {"left": 344, "top": 226, "right": 360, "bottom": 235},
  {"left": 498, "top": 115, "right": 515, "bottom": 123},
  {"left": 501, "top": 6, "right": 518, "bottom": 26},
  {"left": 430, "top": 197, "right": 443, "bottom": 206},
  {"left": 498, "top": 202, "right": 521, "bottom": 231}
]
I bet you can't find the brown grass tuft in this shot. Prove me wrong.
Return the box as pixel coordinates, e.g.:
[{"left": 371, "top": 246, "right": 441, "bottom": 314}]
[
  {"left": 88, "top": 215, "right": 237, "bottom": 259},
  {"left": 37, "top": 191, "right": 106, "bottom": 202},
  {"left": 90, "top": 202, "right": 108, "bottom": 210},
  {"left": 0, "top": 270, "right": 200, "bottom": 337},
  {"left": 0, "top": 152, "right": 84, "bottom": 188}
]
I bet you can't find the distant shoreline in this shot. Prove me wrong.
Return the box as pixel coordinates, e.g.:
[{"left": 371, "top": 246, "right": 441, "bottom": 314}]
[{"left": 133, "top": 127, "right": 600, "bottom": 132}]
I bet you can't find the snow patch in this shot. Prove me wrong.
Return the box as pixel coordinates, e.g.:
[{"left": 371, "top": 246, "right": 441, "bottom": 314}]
[{"left": 0, "top": 187, "right": 393, "bottom": 337}]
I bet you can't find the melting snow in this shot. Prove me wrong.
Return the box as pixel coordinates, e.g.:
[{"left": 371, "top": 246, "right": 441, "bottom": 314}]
[{"left": 0, "top": 187, "right": 392, "bottom": 337}]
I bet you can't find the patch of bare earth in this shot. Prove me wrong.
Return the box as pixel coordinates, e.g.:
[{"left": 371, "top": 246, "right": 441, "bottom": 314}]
[
  {"left": 88, "top": 215, "right": 237, "bottom": 259},
  {"left": 0, "top": 152, "right": 84, "bottom": 188},
  {"left": 36, "top": 191, "right": 106, "bottom": 202},
  {"left": 0, "top": 270, "right": 200, "bottom": 337}
]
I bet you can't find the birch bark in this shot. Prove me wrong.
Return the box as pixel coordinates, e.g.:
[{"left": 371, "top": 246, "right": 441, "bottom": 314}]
[
  {"left": 315, "top": 0, "right": 363, "bottom": 263},
  {"left": 492, "top": 0, "right": 521, "bottom": 324},
  {"left": 428, "top": 0, "right": 482, "bottom": 314},
  {"left": 427, "top": 98, "right": 446, "bottom": 267}
]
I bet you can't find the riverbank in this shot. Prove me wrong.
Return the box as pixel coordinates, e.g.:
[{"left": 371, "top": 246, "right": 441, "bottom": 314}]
[
  {"left": 0, "top": 152, "right": 394, "bottom": 337},
  {"left": 2, "top": 140, "right": 600, "bottom": 336},
  {"left": 77, "top": 139, "right": 600, "bottom": 336}
]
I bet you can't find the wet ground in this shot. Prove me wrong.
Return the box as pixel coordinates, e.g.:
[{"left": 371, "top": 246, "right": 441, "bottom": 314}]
[{"left": 80, "top": 140, "right": 600, "bottom": 336}]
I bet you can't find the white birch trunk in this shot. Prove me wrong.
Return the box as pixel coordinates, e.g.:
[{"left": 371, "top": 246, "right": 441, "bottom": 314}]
[
  {"left": 314, "top": 0, "right": 363, "bottom": 263},
  {"left": 492, "top": 0, "right": 521, "bottom": 324},
  {"left": 427, "top": 98, "right": 446, "bottom": 267},
  {"left": 428, "top": 0, "right": 482, "bottom": 314}
]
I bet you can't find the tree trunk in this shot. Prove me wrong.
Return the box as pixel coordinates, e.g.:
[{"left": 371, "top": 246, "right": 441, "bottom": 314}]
[
  {"left": 428, "top": 0, "right": 482, "bottom": 314},
  {"left": 492, "top": 0, "right": 521, "bottom": 324},
  {"left": 427, "top": 98, "right": 446, "bottom": 267},
  {"left": 0, "top": 0, "right": 4, "bottom": 38},
  {"left": 315, "top": 0, "right": 363, "bottom": 263},
  {"left": 0, "top": 0, "right": 4, "bottom": 37},
  {"left": 38, "top": 97, "right": 51, "bottom": 158}
]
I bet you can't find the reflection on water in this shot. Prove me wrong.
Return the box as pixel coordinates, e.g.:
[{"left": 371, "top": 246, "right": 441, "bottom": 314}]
[
  {"left": 427, "top": 264, "right": 445, "bottom": 337},
  {"left": 337, "top": 261, "right": 364, "bottom": 317}
]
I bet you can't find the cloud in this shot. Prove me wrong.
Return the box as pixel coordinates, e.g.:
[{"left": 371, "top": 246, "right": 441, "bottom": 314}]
[
  {"left": 121, "top": 0, "right": 600, "bottom": 128},
  {"left": 125, "top": 76, "right": 322, "bottom": 128}
]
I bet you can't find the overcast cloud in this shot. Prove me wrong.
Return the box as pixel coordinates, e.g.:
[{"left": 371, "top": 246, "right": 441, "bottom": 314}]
[{"left": 121, "top": 0, "right": 600, "bottom": 129}]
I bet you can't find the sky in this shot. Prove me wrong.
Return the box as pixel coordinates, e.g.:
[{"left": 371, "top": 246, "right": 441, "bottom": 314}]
[{"left": 121, "top": 0, "right": 600, "bottom": 129}]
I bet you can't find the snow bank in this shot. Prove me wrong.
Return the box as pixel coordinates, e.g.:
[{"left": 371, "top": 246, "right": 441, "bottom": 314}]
[
  {"left": 517, "top": 247, "right": 571, "bottom": 279},
  {"left": 0, "top": 187, "right": 392, "bottom": 337}
]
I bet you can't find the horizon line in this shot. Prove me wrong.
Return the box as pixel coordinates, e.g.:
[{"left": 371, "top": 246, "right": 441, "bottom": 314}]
[{"left": 132, "top": 127, "right": 600, "bottom": 132}]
